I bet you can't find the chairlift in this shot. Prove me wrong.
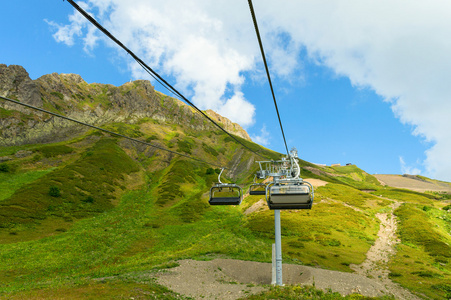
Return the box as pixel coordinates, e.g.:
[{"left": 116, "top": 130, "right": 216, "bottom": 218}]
[
  {"left": 249, "top": 175, "right": 267, "bottom": 195},
  {"left": 249, "top": 183, "right": 267, "bottom": 195},
  {"left": 209, "top": 168, "right": 243, "bottom": 205},
  {"left": 266, "top": 180, "right": 313, "bottom": 210}
]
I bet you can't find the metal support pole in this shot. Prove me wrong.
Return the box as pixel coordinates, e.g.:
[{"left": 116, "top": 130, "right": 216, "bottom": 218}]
[
  {"left": 274, "top": 209, "right": 283, "bottom": 286},
  {"left": 271, "top": 243, "right": 276, "bottom": 284}
]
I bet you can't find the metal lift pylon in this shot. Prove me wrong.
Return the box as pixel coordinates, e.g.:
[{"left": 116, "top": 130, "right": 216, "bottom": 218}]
[{"left": 253, "top": 148, "right": 314, "bottom": 286}]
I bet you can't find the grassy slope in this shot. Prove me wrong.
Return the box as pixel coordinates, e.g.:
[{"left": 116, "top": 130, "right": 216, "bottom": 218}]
[{"left": 1, "top": 117, "right": 451, "bottom": 299}]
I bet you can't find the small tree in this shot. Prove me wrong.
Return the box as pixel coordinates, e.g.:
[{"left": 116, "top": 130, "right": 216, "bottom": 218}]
[
  {"left": 49, "top": 186, "right": 61, "bottom": 197},
  {"left": 206, "top": 168, "right": 214, "bottom": 175}
]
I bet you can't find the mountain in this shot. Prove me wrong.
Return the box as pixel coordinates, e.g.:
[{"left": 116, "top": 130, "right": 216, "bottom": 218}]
[
  {"left": 0, "top": 64, "right": 251, "bottom": 146},
  {"left": 1, "top": 65, "right": 451, "bottom": 299}
]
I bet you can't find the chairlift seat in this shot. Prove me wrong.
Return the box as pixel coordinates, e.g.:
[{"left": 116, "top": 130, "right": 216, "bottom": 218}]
[
  {"left": 249, "top": 183, "right": 267, "bottom": 196},
  {"left": 267, "top": 183, "right": 313, "bottom": 210},
  {"left": 209, "top": 184, "right": 242, "bottom": 206}
]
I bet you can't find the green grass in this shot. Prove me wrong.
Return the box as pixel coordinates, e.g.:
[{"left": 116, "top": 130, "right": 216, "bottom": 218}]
[
  {"left": 317, "top": 184, "right": 391, "bottom": 211},
  {"left": 244, "top": 200, "right": 379, "bottom": 272},
  {"left": 36, "top": 144, "right": 74, "bottom": 158},
  {"left": 371, "top": 188, "right": 437, "bottom": 206},
  {"left": 395, "top": 204, "right": 451, "bottom": 258},
  {"left": 176, "top": 138, "right": 194, "bottom": 155},
  {"left": 0, "top": 169, "right": 55, "bottom": 202},
  {"left": 103, "top": 123, "right": 144, "bottom": 138},
  {"left": 388, "top": 203, "right": 451, "bottom": 299},
  {"left": 0, "top": 138, "right": 141, "bottom": 230},
  {"left": 4, "top": 277, "right": 190, "bottom": 300},
  {"left": 241, "top": 285, "right": 394, "bottom": 300},
  {"left": 0, "top": 181, "right": 266, "bottom": 296},
  {"left": 0, "top": 107, "right": 14, "bottom": 118}
]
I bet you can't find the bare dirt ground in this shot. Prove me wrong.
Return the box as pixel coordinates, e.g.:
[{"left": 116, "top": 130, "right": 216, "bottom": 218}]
[
  {"left": 304, "top": 178, "right": 329, "bottom": 188},
  {"left": 155, "top": 258, "right": 395, "bottom": 300},
  {"left": 375, "top": 174, "right": 451, "bottom": 193}
]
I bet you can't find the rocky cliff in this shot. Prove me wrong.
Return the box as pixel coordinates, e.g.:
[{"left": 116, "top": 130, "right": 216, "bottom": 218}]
[{"left": 0, "top": 64, "right": 251, "bottom": 146}]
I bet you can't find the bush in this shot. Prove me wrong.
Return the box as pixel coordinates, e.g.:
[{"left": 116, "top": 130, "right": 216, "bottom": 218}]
[
  {"left": 0, "top": 163, "right": 10, "bottom": 173},
  {"left": 422, "top": 205, "right": 432, "bottom": 212},
  {"left": 83, "top": 196, "right": 94, "bottom": 203},
  {"left": 146, "top": 135, "right": 158, "bottom": 142},
  {"left": 432, "top": 284, "right": 451, "bottom": 298},
  {"left": 49, "top": 186, "right": 61, "bottom": 197},
  {"left": 206, "top": 168, "right": 214, "bottom": 175},
  {"left": 176, "top": 139, "right": 193, "bottom": 154}
]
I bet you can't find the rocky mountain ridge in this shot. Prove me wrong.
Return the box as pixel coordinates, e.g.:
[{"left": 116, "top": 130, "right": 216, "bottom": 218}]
[{"left": 0, "top": 64, "right": 251, "bottom": 146}]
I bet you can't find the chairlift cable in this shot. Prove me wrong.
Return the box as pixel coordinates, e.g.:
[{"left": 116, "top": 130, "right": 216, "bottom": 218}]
[
  {"left": 0, "top": 95, "right": 226, "bottom": 169},
  {"left": 247, "top": 0, "right": 290, "bottom": 157},
  {"left": 64, "top": 0, "right": 267, "bottom": 160}
]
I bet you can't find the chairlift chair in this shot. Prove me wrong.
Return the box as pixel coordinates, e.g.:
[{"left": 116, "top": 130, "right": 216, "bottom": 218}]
[
  {"left": 209, "top": 183, "right": 243, "bottom": 205},
  {"left": 249, "top": 173, "right": 267, "bottom": 195},
  {"left": 266, "top": 181, "right": 314, "bottom": 210},
  {"left": 208, "top": 168, "right": 243, "bottom": 205},
  {"left": 249, "top": 183, "right": 267, "bottom": 195}
]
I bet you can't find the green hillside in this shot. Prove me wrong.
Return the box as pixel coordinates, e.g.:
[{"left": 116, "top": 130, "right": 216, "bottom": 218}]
[{"left": 1, "top": 68, "right": 451, "bottom": 299}]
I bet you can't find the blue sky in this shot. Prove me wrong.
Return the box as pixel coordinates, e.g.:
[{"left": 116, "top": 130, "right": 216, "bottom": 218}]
[{"left": 2, "top": 1, "right": 449, "bottom": 180}]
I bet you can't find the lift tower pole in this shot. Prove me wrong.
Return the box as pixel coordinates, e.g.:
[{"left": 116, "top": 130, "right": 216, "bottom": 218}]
[{"left": 274, "top": 209, "right": 282, "bottom": 285}]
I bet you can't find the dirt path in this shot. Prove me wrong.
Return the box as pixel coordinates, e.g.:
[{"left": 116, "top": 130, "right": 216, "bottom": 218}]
[{"left": 350, "top": 202, "right": 421, "bottom": 300}]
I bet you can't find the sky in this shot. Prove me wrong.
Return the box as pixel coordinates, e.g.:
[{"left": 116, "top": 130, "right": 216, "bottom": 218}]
[{"left": 1, "top": 1, "right": 451, "bottom": 181}]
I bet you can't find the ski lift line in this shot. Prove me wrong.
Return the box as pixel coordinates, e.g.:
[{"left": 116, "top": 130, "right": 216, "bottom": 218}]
[
  {"left": 0, "top": 95, "right": 225, "bottom": 169},
  {"left": 64, "top": 0, "right": 268, "bottom": 161},
  {"left": 246, "top": 0, "right": 290, "bottom": 157}
]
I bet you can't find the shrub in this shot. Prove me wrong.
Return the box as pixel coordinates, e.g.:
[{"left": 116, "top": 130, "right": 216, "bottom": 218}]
[
  {"left": 411, "top": 271, "right": 442, "bottom": 278},
  {"left": 146, "top": 135, "right": 158, "bottom": 142},
  {"left": 83, "top": 196, "right": 94, "bottom": 203},
  {"left": 422, "top": 205, "right": 432, "bottom": 212},
  {"left": 49, "top": 186, "right": 61, "bottom": 197},
  {"left": 176, "top": 139, "right": 193, "bottom": 154},
  {"left": 432, "top": 284, "right": 451, "bottom": 298},
  {"left": 0, "top": 163, "right": 10, "bottom": 173},
  {"left": 388, "top": 272, "right": 402, "bottom": 278},
  {"left": 202, "top": 142, "right": 219, "bottom": 157},
  {"left": 206, "top": 168, "right": 214, "bottom": 175}
]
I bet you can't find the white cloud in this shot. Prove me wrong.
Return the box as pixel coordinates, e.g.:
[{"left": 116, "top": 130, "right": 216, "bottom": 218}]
[
  {"left": 52, "top": 0, "right": 451, "bottom": 180},
  {"left": 46, "top": 1, "right": 91, "bottom": 46},
  {"left": 399, "top": 156, "right": 421, "bottom": 176},
  {"left": 218, "top": 91, "right": 255, "bottom": 128},
  {"left": 251, "top": 124, "right": 270, "bottom": 146},
  {"left": 256, "top": 0, "right": 451, "bottom": 180},
  {"left": 49, "top": 0, "right": 258, "bottom": 127}
]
